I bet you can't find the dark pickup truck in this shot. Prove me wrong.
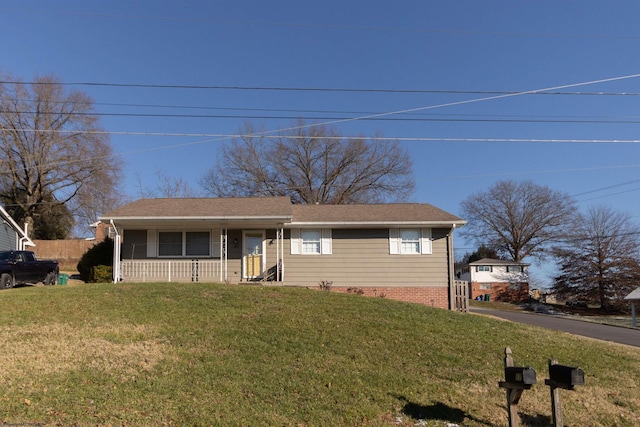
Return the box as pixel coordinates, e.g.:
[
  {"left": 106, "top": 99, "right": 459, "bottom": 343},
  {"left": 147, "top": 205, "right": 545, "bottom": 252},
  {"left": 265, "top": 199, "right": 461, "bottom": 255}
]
[{"left": 0, "top": 250, "right": 59, "bottom": 289}]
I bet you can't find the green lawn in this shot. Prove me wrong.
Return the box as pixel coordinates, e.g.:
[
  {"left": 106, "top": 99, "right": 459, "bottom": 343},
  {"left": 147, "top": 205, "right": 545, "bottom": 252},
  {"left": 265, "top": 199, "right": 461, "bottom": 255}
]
[{"left": 1, "top": 282, "right": 638, "bottom": 426}]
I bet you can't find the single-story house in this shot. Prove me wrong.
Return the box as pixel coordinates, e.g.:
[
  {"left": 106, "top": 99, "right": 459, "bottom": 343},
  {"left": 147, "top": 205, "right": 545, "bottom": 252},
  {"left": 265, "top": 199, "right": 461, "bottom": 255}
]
[
  {"left": 455, "top": 257, "right": 530, "bottom": 302},
  {"left": 0, "top": 205, "right": 34, "bottom": 251},
  {"left": 99, "top": 197, "right": 467, "bottom": 310}
]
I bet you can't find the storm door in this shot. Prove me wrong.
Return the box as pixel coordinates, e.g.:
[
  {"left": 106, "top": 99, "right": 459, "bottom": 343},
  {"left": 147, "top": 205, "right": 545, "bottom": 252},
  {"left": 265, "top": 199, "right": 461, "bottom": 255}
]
[{"left": 243, "top": 231, "right": 264, "bottom": 279}]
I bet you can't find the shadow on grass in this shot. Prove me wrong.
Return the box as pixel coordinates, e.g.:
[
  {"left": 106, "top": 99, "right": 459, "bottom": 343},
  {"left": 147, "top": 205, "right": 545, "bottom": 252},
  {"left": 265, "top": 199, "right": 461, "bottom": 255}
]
[
  {"left": 393, "top": 395, "right": 493, "bottom": 426},
  {"left": 520, "top": 413, "right": 552, "bottom": 426}
]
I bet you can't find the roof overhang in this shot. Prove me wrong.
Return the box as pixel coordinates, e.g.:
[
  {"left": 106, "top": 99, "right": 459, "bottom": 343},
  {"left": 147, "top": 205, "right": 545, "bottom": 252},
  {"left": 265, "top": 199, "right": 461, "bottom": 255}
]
[
  {"left": 101, "top": 215, "right": 293, "bottom": 229},
  {"left": 287, "top": 220, "right": 467, "bottom": 229},
  {"left": 624, "top": 287, "right": 640, "bottom": 301}
]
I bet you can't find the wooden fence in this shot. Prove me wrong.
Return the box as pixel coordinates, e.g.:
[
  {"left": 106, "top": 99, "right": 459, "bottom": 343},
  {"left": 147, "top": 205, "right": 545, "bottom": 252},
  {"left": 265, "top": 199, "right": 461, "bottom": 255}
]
[
  {"left": 453, "top": 280, "right": 469, "bottom": 312},
  {"left": 31, "top": 239, "right": 96, "bottom": 271}
]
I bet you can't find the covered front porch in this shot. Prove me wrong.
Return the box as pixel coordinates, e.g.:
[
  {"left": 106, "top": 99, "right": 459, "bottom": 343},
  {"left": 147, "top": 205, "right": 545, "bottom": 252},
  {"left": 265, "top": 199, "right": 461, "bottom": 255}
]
[{"left": 111, "top": 223, "right": 286, "bottom": 284}]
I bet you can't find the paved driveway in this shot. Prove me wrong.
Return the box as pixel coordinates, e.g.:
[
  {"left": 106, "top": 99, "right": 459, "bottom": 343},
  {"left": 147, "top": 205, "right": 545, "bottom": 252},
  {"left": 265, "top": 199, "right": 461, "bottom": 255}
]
[{"left": 470, "top": 307, "right": 640, "bottom": 348}]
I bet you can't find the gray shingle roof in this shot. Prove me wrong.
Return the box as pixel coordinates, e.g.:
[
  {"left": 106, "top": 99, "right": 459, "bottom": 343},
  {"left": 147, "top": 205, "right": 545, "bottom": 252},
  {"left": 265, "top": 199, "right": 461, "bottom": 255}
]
[
  {"left": 291, "top": 203, "right": 464, "bottom": 225},
  {"left": 101, "top": 197, "right": 465, "bottom": 226},
  {"left": 101, "top": 197, "right": 294, "bottom": 219}
]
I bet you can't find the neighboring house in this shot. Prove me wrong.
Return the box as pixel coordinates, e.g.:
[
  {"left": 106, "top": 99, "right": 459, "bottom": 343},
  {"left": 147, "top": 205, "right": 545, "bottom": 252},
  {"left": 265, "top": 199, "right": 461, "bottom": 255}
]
[
  {"left": 455, "top": 258, "right": 530, "bottom": 302},
  {"left": 0, "top": 205, "right": 34, "bottom": 251},
  {"left": 99, "top": 197, "right": 467, "bottom": 310},
  {"left": 90, "top": 221, "right": 117, "bottom": 242}
]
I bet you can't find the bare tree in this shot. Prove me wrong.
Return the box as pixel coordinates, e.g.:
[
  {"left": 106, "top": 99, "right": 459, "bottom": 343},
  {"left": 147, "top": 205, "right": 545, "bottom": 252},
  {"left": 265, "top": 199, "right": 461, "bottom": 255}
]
[
  {"left": 200, "top": 121, "right": 415, "bottom": 204},
  {"left": 460, "top": 180, "right": 576, "bottom": 262},
  {"left": 136, "top": 170, "right": 201, "bottom": 198},
  {"left": 0, "top": 72, "right": 122, "bottom": 238},
  {"left": 553, "top": 205, "right": 640, "bottom": 309}
]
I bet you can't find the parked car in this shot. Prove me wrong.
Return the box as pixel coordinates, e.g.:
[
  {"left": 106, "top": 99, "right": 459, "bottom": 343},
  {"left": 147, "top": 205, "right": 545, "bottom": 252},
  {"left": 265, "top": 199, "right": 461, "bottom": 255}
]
[{"left": 0, "top": 251, "right": 59, "bottom": 289}]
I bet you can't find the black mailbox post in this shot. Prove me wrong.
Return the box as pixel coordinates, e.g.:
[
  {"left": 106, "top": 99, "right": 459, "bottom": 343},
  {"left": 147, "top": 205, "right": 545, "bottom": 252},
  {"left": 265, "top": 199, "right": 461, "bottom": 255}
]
[
  {"left": 504, "top": 366, "right": 537, "bottom": 386},
  {"left": 499, "top": 348, "right": 537, "bottom": 427},
  {"left": 548, "top": 364, "right": 585, "bottom": 390},
  {"left": 545, "top": 359, "right": 585, "bottom": 427}
]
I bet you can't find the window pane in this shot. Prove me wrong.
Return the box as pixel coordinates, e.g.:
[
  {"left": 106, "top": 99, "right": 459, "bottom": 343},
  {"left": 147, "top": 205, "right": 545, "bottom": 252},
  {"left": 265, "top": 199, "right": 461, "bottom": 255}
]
[
  {"left": 301, "top": 230, "right": 321, "bottom": 254},
  {"left": 186, "top": 232, "right": 210, "bottom": 256},
  {"left": 400, "top": 229, "right": 420, "bottom": 254},
  {"left": 159, "top": 232, "right": 182, "bottom": 256}
]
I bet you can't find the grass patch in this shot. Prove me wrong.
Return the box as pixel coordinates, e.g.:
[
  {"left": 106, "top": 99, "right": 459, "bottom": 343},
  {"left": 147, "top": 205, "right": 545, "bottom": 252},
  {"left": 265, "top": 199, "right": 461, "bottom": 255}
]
[{"left": 1, "top": 282, "right": 639, "bottom": 426}]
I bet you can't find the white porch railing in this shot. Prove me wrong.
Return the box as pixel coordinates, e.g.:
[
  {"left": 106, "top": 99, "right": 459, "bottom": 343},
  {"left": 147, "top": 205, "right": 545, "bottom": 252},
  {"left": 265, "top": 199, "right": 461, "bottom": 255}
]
[{"left": 120, "top": 259, "right": 222, "bottom": 283}]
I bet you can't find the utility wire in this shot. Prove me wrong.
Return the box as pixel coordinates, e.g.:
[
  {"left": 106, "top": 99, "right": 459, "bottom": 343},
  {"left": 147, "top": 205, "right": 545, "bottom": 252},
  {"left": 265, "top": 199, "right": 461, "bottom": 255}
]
[
  {"left": 5, "top": 80, "right": 640, "bottom": 96},
  {"left": 8, "top": 109, "right": 640, "bottom": 124},
  {"left": 7, "top": 128, "right": 640, "bottom": 144}
]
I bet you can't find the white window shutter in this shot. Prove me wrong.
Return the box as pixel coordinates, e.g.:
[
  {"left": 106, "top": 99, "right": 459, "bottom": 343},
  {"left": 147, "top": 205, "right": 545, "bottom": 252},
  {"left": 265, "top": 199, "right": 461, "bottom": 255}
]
[
  {"left": 290, "top": 229, "right": 300, "bottom": 254},
  {"left": 212, "top": 229, "right": 221, "bottom": 258},
  {"left": 421, "top": 228, "right": 432, "bottom": 254},
  {"left": 389, "top": 228, "right": 400, "bottom": 254},
  {"left": 321, "top": 229, "right": 332, "bottom": 255},
  {"left": 147, "top": 230, "right": 157, "bottom": 257}
]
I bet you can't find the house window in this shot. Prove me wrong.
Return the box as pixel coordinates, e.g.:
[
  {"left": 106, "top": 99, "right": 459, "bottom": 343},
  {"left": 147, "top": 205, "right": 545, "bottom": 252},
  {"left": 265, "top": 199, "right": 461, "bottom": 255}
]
[
  {"left": 301, "top": 229, "right": 321, "bottom": 254},
  {"left": 400, "top": 229, "right": 420, "bottom": 254},
  {"left": 290, "top": 229, "right": 332, "bottom": 255},
  {"left": 186, "top": 232, "right": 210, "bottom": 256},
  {"left": 158, "top": 231, "right": 211, "bottom": 257},
  {"left": 479, "top": 283, "right": 492, "bottom": 290},
  {"left": 507, "top": 265, "right": 522, "bottom": 273},
  {"left": 477, "top": 266, "right": 492, "bottom": 272},
  {"left": 389, "top": 228, "right": 432, "bottom": 255},
  {"left": 159, "top": 232, "right": 182, "bottom": 256}
]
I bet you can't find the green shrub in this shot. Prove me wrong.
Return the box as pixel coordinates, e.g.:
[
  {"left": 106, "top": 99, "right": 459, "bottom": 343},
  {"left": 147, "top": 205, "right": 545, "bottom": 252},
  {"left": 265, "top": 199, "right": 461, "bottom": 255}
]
[
  {"left": 91, "top": 265, "right": 113, "bottom": 283},
  {"left": 77, "top": 237, "right": 114, "bottom": 282}
]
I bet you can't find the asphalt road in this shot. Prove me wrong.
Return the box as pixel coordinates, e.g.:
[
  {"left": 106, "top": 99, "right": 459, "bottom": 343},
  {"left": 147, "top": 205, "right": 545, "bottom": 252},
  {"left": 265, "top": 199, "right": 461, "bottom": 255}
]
[{"left": 470, "top": 307, "right": 640, "bottom": 348}]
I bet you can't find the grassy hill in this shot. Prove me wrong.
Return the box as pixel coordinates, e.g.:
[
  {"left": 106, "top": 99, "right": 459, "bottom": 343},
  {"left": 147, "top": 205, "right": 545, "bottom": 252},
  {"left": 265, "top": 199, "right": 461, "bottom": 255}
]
[{"left": 1, "top": 282, "right": 638, "bottom": 426}]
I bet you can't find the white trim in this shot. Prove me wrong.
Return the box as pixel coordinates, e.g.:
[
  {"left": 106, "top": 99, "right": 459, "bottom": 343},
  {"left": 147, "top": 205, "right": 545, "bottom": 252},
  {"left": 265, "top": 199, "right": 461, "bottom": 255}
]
[
  {"left": 290, "top": 228, "right": 300, "bottom": 254},
  {"left": 421, "top": 228, "right": 432, "bottom": 254},
  {"left": 321, "top": 229, "right": 332, "bottom": 255},
  {"left": 389, "top": 228, "right": 400, "bottom": 254},
  {"left": 147, "top": 230, "right": 157, "bottom": 257}
]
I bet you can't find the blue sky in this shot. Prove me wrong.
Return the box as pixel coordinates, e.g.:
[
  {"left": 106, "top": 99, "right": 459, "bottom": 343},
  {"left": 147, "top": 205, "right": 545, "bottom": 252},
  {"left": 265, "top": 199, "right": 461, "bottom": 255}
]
[{"left": 2, "top": 1, "right": 640, "bottom": 283}]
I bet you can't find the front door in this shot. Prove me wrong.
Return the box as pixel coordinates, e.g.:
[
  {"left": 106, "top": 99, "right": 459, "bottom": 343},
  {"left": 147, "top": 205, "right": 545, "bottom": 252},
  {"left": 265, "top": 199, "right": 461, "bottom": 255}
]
[{"left": 243, "top": 232, "right": 264, "bottom": 279}]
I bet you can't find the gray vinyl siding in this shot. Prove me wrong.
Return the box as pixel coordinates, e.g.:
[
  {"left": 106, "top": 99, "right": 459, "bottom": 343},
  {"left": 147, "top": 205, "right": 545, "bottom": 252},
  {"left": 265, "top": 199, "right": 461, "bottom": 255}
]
[
  {"left": 0, "top": 221, "right": 17, "bottom": 251},
  {"left": 283, "top": 228, "right": 451, "bottom": 288}
]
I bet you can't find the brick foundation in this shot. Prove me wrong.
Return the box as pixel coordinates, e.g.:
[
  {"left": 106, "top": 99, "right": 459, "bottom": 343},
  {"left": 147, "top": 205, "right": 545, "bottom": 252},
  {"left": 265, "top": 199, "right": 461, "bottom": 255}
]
[
  {"left": 331, "top": 286, "right": 450, "bottom": 309},
  {"left": 470, "top": 282, "right": 529, "bottom": 302}
]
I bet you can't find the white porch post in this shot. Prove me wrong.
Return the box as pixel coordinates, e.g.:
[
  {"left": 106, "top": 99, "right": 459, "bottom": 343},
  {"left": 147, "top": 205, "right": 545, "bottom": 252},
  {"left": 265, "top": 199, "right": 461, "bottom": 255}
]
[
  {"left": 277, "top": 224, "right": 284, "bottom": 282},
  {"left": 221, "top": 225, "right": 228, "bottom": 282},
  {"left": 111, "top": 221, "right": 121, "bottom": 283}
]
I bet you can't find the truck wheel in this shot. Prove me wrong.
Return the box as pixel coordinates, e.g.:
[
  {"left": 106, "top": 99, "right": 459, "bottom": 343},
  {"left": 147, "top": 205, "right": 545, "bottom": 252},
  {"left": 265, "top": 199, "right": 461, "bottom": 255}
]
[
  {"left": 45, "top": 272, "right": 57, "bottom": 286},
  {"left": 0, "top": 273, "right": 14, "bottom": 289}
]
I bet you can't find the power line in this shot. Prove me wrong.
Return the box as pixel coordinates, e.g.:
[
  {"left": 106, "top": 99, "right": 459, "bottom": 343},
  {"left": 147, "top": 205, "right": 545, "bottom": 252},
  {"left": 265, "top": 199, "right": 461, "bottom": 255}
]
[
  {"left": 8, "top": 108, "right": 640, "bottom": 125},
  {"left": 7, "top": 128, "right": 640, "bottom": 144},
  {"left": 5, "top": 80, "right": 640, "bottom": 96},
  {"left": 4, "top": 73, "right": 640, "bottom": 205}
]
